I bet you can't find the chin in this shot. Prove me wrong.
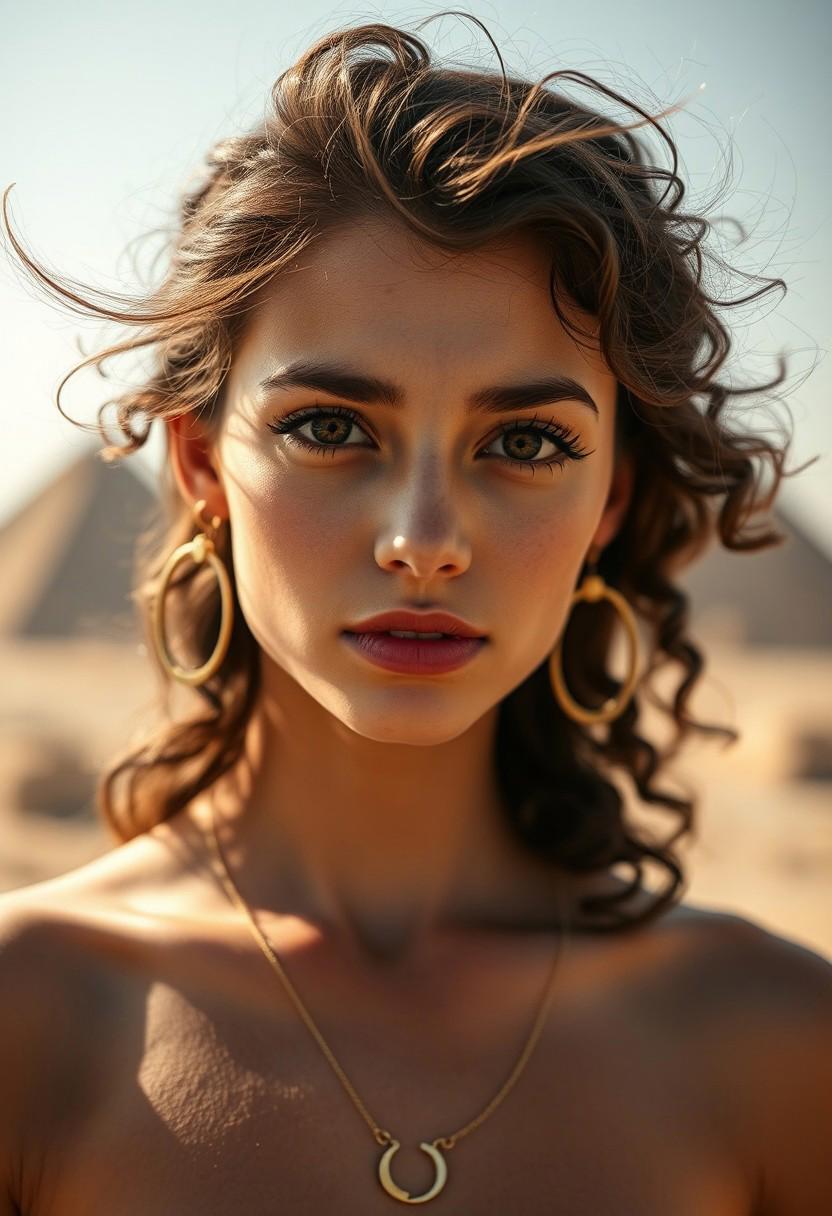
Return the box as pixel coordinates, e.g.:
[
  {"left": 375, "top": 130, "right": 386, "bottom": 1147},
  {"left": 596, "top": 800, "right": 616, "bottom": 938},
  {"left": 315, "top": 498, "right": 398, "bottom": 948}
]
[{"left": 325, "top": 689, "right": 488, "bottom": 747}]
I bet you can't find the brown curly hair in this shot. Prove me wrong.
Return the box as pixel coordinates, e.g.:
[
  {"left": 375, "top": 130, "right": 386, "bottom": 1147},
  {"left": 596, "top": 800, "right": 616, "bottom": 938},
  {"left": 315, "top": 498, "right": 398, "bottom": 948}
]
[{"left": 2, "top": 14, "right": 809, "bottom": 932}]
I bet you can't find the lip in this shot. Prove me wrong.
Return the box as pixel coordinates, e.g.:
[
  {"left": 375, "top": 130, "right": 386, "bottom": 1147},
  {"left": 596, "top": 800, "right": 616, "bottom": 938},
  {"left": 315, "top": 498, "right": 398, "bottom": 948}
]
[
  {"left": 343, "top": 610, "right": 487, "bottom": 638},
  {"left": 341, "top": 630, "right": 487, "bottom": 675}
]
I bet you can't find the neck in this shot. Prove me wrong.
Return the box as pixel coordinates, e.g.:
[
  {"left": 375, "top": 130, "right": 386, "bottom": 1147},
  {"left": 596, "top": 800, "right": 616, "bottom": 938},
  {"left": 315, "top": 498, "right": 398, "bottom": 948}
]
[{"left": 197, "top": 662, "right": 570, "bottom": 967}]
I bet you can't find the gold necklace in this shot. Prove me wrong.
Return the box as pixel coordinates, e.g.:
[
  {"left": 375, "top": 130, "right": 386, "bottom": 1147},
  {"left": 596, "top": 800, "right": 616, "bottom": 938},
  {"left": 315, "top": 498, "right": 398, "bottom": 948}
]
[{"left": 205, "top": 801, "right": 570, "bottom": 1205}]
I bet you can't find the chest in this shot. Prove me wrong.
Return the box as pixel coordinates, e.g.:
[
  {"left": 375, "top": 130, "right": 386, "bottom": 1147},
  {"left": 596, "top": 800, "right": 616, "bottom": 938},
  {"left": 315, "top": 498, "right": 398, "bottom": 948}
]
[{"left": 34, "top": 976, "right": 751, "bottom": 1216}]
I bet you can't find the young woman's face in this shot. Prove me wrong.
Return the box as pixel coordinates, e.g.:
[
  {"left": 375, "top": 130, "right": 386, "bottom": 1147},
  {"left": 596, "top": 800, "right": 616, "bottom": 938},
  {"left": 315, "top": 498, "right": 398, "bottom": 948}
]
[{"left": 200, "top": 217, "right": 630, "bottom": 744}]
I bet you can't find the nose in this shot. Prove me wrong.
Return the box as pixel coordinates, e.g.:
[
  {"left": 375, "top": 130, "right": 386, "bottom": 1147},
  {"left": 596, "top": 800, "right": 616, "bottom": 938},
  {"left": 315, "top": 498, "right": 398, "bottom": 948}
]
[{"left": 373, "top": 455, "right": 472, "bottom": 585}]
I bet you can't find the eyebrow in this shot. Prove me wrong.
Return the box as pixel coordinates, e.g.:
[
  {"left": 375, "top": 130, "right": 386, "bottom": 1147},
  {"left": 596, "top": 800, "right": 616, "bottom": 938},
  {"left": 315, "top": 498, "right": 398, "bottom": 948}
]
[{"left": 258, "top": 358, "right": 599, "bottom": 417}]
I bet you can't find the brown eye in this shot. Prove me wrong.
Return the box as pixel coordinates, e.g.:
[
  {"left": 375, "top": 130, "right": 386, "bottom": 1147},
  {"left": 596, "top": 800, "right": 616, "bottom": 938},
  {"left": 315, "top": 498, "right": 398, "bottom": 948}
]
[
  {"left": 268, "top": 405, "right": 372, "bottom": 455},
  {"left": 480, "top": 419, "right": 592, "bottom": 472}
]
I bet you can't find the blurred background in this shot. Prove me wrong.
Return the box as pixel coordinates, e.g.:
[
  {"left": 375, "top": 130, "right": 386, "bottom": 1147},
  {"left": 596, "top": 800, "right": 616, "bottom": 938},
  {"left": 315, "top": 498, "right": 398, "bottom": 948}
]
[{"left": 1, "top": 1, "right": 830, "bottom": 957}]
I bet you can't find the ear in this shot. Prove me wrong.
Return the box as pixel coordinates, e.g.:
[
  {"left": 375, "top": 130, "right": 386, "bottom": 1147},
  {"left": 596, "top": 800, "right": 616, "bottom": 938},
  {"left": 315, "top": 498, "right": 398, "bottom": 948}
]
[
  {"left": 590, "top": 447, "right": 635, "bottom": 555},
  {"left": 166, "top": 412, "right": 228, "bottom": 523}
]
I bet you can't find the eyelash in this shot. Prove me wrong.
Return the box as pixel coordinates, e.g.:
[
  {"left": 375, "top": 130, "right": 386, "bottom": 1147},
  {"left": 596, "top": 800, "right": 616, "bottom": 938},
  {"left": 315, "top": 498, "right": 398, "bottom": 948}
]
[{"left": 267, "top": 404, "right": 592, "bottom": 477}]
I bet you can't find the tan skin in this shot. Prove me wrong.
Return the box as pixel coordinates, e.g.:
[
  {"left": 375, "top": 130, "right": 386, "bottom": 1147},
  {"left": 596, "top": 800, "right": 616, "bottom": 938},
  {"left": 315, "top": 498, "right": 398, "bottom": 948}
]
[{"left": 1, "top": 218, "right": 831, "bottom": 1215}]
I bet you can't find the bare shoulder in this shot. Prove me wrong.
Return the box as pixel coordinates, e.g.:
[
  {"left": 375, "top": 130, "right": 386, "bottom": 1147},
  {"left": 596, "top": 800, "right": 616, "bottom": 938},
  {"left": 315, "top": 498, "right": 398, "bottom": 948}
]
[
  {"left": 0, "top": 826, "right": 196, "bottom": 1211},
  {"left": 0, "top": 878, "right": 108, "bottom": 1078},
  {"left": 645, "top": 902, "right": 832, "bottom": 1053},
  {"left": 0, "top": 863, "right": 140, "bottom": 1049},
  {"left": 685, "top": 906, "right": 832, "bottom": 1028},
  {"left": 0, "top": 890, "right": 56, "bottom": 1209},
  {"left": 0, "top": 806, "right": 224, "bottom": 1065},
  {"left": 723, "top": 908, "right": 832, "bottom": 994},
  {"left": 671, "top": 900, "right": 831, "bottom": 979},
  {"left": 673, "top": 908, "right": 832, "bottom": 1216},
  {"left": 0, "top": 882, "right": 116, "bottom": 1214}
]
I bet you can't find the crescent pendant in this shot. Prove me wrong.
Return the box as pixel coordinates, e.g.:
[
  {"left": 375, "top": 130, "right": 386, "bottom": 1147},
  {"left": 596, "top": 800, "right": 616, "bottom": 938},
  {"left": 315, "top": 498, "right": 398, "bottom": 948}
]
[{"left": 378, "top": 1139, "right": 448, "bottom": 1204}]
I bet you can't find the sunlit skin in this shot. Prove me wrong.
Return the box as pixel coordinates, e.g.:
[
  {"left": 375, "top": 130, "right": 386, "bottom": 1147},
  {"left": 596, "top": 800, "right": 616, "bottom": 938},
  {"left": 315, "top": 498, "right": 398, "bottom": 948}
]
[
  {"left": 168, "top": 214, "right": 635, "bottom": 970},
  {"left": 0, "top": 217, "right": 828, "bottom": 1216}
]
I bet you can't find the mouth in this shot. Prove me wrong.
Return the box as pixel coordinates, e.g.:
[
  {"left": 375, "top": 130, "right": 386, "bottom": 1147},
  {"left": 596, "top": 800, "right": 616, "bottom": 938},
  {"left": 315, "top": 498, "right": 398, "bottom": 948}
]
[
  {"left": 345, "top": 629, "right": 461, "bottom": 640},
  {"left": 340, "top": 629, "right": 488, "bottom": 674},
  {"left": 343, "top": 610, "right": 487, "bottom": 639}
]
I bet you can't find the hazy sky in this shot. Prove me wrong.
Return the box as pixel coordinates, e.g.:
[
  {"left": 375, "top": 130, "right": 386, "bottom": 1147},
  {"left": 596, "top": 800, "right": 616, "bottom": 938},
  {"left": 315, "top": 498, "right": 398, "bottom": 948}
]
[{"left": 2, "top": 0, "right": 829, "bottom": 558}]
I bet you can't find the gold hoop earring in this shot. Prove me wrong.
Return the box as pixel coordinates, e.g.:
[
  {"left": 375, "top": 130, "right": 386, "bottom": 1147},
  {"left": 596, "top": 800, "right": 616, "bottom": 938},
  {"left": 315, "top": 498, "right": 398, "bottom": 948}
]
[
  {"left": 150, "top": 498, "right": 234, "bottom": 686},
  {"left": 549, "top": 559, "right": 640, "bottom": 726}
]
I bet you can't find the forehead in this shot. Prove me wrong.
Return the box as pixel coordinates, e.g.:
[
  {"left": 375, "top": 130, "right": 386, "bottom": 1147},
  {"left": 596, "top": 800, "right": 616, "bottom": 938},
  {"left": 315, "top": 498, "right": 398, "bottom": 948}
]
[{"left": 232, "top": 216, "right": 611, "bottom": 391}]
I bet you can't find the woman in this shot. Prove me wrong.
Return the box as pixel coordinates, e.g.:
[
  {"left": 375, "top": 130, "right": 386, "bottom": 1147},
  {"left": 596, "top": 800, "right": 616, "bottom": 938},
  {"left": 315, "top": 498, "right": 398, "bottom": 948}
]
[{"left": 1, "top": 16, "right": 829, "bottom": 1214}]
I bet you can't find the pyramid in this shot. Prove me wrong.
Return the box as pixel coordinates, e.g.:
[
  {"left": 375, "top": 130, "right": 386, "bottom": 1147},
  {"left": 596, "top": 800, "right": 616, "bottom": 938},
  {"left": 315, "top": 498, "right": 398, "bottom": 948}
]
[
  {"left": 679, "top": 508, "right": 832, "bottom": 647},
  {"left": 0, "top": 446, "right": 159, "bottom": 641}
]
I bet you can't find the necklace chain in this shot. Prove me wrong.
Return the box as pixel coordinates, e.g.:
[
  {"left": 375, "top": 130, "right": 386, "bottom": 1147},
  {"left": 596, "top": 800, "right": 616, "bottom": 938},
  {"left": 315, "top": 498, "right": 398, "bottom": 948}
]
[{"left": 204, "top": 800, "right": 570, "bottom": 1156}]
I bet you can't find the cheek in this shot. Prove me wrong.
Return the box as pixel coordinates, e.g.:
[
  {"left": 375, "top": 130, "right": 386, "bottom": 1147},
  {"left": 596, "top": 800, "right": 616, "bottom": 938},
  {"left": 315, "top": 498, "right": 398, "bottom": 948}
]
[
  {"left": 487, "top": 488, "right": 596, "bottom": 645},
  {"left": 497, "top": 528, "right": 583, "bottom": 636},
  {"left": 490, "top": 481, "right": 593, "bottom": 585},
  {"left": 233, "top": 444, "right": 353, "bottom": 564},
  {"left": 224, "top": 465, "right": 352, "bottom": 646}
]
